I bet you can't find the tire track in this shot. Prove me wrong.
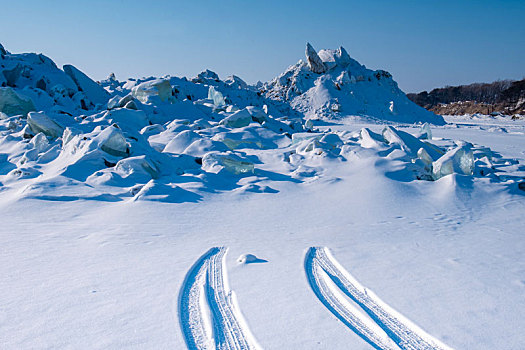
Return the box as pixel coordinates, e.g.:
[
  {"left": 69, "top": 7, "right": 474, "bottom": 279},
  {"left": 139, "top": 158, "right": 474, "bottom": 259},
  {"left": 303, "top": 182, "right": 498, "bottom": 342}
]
[
  {"left": 305, "top": 248, "right": 400, "bottom": 350},
  {"left": 305, "top": 247, "right": 452, "bottom": 350},
  {"left": 179, "top": 247, "right": 260, "bottom": 350}
]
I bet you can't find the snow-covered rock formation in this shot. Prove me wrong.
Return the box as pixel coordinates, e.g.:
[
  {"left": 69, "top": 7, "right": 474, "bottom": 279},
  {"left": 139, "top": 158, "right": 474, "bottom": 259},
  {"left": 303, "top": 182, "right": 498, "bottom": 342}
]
[{"left": 264, "top": 43, "right": 445, "bottom": 125}]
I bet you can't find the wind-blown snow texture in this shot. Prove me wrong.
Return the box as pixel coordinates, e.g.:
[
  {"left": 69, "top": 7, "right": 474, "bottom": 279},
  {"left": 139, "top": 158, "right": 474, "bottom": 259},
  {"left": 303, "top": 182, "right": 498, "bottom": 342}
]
[{"left": 1, "top": 43, "right": 525, "bottom": 349}]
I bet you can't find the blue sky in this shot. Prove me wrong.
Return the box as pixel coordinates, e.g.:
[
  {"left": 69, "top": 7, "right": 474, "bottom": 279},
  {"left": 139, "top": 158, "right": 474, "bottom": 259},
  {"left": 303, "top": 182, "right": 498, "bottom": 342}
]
[{"left": 1, "top": 0, "right": 523, "bottom": 92}]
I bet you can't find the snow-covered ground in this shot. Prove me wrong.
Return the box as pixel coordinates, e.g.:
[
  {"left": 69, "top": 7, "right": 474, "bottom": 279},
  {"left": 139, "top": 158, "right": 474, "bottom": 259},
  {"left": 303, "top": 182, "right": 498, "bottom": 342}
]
[
  {"left": 1, "top": 42, "right": 524, "bottom": 349},
  {"left": 1, "top": 115, "right": 524, "bottom": 349}
]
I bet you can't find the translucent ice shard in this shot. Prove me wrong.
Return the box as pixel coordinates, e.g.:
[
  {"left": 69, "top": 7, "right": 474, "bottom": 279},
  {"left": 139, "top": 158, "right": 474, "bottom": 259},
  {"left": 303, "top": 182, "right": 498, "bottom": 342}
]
[
  {"left": 417, "top": 147, "right": 433, "bottom": 165},
  {"left": 417, "top": 122, "right": 432, "bottom": 140},
  {"left": 131, "top": 79, "right": 173, "bottom": 103},
  {"left": 115, "top": 155, "right": 159, "bottom": 180},
  {"left": 432, "top": 144, "right": 474, "bottom": 180},
  {"left": 0, "top": 87, "right": 36, "bottom": 116},
  {"left": 93, "top": 125, "right": 129, "bottom": 157},
  {"left": 27, "top": 111, "right": 64, "bottom": 139},
  {"left": 202, "top": 152, "right": 254, "bottom": 175},
  {"left": 106, "top": 95, "right": 121, "bottom": 110},
  {"left": 220, "top": 108, "right": 252, "bottom": 128},
  {"left": 208, "top": 86, "right": 226, "bottom": 108},
  {"left": 219, "top": 155, "right": 254, "bottom": 174},
  {"left": 304, "top": 119, "right": 314, "bottom": 130},
  {"left": 382, "top": 125, "right": 442, "bottom": 160},
  {"left": 305, "top": 43, "right": 327, "bottom": 74}
]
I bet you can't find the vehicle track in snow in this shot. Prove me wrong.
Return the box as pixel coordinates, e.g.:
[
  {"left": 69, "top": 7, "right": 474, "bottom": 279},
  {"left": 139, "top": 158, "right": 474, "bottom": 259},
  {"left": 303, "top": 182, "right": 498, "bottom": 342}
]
[
  {"left": 305, "top": 247, "right": 452, "bottom": 350},
  {"left": 179, "top": 247, "right": 259, "bottom": 350}
]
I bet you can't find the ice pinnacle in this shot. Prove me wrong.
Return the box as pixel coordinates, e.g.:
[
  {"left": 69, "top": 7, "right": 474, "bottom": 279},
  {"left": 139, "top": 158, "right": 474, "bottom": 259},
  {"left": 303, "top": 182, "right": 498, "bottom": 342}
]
[{"left": 305, "top": 43, "right": 327, "bottom": 74}]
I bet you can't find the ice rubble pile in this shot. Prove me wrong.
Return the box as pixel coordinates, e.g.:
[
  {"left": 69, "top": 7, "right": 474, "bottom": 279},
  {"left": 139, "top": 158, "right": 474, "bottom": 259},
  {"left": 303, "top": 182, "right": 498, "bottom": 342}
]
[
  {"left": 354, "top": 123, "right": 475, "bottom": 180},
  {"left": 0, "top": 43, "right": 494, "bottom": 202},
  {"left": 263, "top": 43, "right": 445, "bottom": 125},
  {"left": 0, "top": 43, "right": 310, "bottom": 201},
  {"left": 284, "top": 121, "right": 481, "bottom": 182},
  {"left": 0, "top": 45, "right": 109, "bottom": 116}
]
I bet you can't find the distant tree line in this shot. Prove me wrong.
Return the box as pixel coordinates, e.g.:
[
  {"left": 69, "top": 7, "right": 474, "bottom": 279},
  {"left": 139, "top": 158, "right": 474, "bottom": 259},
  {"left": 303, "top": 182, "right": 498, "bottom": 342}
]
[{"left": 407, "top": 79, "right": 525, "bottom": 109}]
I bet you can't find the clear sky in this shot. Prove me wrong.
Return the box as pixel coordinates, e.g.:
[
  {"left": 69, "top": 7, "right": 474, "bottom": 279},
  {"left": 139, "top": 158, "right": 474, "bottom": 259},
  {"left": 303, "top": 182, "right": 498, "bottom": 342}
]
[{"left": 1, "top": 0, "right": 524, "bottom": 92}]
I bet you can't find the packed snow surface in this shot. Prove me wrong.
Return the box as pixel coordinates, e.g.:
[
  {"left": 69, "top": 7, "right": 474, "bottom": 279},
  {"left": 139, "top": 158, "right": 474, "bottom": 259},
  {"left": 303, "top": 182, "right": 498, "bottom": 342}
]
[{"left": 1, "top": 43, "right": 525, "bottom": 349}]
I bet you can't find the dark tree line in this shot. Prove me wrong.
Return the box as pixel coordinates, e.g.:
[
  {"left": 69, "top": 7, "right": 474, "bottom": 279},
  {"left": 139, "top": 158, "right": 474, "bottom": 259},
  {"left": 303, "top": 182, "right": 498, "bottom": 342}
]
[{"left": 408, "top": 79, "right": 525, "bottom": 109}]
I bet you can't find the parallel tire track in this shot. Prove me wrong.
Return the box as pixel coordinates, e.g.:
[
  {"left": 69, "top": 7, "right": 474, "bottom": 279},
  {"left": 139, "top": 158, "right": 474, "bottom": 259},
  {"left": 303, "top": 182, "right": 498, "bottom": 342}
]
[
  {"left": 305, "top": 247, "right": 452, "bottom": 350},
  {"left": 179, "top": 247, "right": 259, "bottom": 350}
]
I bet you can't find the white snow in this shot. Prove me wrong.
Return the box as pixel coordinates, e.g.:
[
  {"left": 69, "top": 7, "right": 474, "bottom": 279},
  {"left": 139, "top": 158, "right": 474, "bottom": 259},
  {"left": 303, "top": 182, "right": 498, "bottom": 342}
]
[
  {"left": 1, "top": 43, "right": 525, "bottom": 350},
  {"left": 237, "top": 254, "right": 265, "bottom": 264}
]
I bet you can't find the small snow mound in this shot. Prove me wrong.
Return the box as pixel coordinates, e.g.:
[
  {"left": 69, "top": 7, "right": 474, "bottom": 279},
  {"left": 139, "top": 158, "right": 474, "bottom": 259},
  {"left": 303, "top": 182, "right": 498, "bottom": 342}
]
[{"left": 237, "top": 254, "right": 267, "bottom": 264}]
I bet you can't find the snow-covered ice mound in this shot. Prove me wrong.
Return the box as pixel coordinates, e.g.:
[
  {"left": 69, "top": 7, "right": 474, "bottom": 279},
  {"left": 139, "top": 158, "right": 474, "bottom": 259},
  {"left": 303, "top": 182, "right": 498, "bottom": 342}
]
[
  {"left": 0, "top": 45, "right": 109, "bottom": 116},
  {"left": 2, "top": 42, "right": 525, "bottom": 350},
  {"left": 263, "top": 43, "right": 445, "bottom": 125},
  {"left": 0, "top": 44, "right": 310, "bottom": 202},
  {"left": 0, "top": 43, "right": 522, "bottom": 203}
]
